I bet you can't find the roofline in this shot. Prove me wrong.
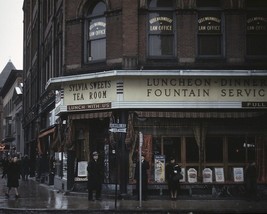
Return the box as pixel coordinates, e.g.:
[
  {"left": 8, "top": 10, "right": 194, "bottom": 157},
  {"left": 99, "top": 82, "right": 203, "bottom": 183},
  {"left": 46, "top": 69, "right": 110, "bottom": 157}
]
[{"left": 45, "top": 69, "right": 267, "bottom": 90}]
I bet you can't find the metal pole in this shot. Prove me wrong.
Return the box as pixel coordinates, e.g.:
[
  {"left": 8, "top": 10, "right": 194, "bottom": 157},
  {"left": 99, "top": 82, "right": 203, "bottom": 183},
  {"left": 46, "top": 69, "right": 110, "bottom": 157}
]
[{"left": 138, "top": 132, "right": 143, "bottom": 208}]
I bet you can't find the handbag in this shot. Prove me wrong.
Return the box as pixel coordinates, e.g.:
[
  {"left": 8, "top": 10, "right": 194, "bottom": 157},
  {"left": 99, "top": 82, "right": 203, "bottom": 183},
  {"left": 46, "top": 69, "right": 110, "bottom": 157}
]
[{"left": 172, "top": 173, "right": 183, "bottom": 181}]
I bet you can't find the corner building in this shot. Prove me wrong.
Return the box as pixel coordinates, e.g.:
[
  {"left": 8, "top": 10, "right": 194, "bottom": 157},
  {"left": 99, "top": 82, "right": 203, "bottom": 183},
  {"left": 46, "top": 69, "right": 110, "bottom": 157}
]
[{"left": 23, "top": 0, "right": 267, "bottom": 195}]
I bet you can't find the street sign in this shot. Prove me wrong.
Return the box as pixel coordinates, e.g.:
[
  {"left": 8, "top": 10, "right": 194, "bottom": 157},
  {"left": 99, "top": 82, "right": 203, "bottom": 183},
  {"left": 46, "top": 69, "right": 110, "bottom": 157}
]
[
  {"left": 109, "top": 128, "right": 127, "bottom": 133},
  {"left": 109, "top": 123, "right": 126, "bottom": 128}
]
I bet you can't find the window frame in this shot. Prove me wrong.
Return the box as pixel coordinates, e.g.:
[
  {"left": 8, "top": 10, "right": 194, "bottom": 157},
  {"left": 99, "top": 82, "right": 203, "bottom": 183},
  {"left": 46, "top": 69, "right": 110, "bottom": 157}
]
[
  {"left": 84, "top": 1, "right": 107, "bottom": 64},
  {"left": 147, "top": 0, "right": 176, "bottom": 58}
]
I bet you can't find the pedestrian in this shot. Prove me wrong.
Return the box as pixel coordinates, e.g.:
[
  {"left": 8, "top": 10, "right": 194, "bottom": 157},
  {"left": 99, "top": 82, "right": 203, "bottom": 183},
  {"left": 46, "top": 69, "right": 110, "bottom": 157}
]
[
  {"left": 134, "top": 154, "right": 150, "bottom": 201},
  {"left": 166, "top": 157, "right": 182, "bottom": 200},
  {"left": 87, "top": 151, "right": 104, "bottom": 201},
  {"left": 21, "top": 155, "right": 30, "bottom": 181},
  {"left": 245, "top": 161, "right": 258, "bottom": 201},
  {"left": 3, "top": 156, "right": 21, "bottom": 199},
  {"left": 1, "top": 157, "right": 10, "bottom": 179}
]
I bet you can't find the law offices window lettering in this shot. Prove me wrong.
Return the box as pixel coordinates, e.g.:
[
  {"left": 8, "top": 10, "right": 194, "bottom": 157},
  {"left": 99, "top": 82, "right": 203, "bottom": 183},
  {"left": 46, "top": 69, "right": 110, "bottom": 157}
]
[{"left": 148, "top": 0, "right": 175, "bottom": 57}]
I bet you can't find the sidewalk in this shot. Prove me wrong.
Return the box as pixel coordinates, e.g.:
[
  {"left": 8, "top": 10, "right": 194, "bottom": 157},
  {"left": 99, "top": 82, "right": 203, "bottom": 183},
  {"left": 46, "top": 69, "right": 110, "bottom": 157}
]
[{"left": 0, "top": 177, "right": 267, "bottom": 213}]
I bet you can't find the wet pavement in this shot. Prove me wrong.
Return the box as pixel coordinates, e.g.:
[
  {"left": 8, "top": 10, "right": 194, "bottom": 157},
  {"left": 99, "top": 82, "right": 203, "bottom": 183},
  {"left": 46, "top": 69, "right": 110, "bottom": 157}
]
[{"left": 0, "top": 176, "right": 267, "bottom": 213}]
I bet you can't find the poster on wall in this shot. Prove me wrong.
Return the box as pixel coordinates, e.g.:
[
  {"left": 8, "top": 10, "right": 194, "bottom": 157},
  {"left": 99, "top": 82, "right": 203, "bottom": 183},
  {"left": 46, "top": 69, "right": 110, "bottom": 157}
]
[
  {"left": 215, "top": 167, "right": 225, "bottom": 182},
  {"left": 77, "top": 161, "right": 88, "bottom": 177},
  {"left": 154, "top": 155, "right": 165, "bottom": 183},
  {"left": 233, "top": 167, "right": 244, "bottom": 182}
]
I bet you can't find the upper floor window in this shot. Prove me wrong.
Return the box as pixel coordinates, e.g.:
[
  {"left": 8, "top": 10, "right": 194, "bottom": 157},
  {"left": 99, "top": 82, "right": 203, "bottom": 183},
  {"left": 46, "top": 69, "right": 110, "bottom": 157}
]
[
  {"left": 84, "top": 1, "right": 106, "bottom": 63},
  {"left": 148, "top": 0, "right": 175, "bottom": 57},
  {"left": 197, "top": 0, "right": 223, "bottom": 57},
  {"left": 246, "top": 9, "right": 267, "bottom": 56}
]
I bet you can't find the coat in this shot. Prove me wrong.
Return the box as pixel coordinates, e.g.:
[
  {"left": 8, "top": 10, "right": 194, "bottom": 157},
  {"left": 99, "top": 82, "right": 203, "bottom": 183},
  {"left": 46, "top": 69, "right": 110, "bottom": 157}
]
[
  {"left": 87, "top": 159, "right": 104, "bottom": 189},
  {"left": 166, "top": 163, "right": 181, "bottom": 191},
  {"left": 4, "top": 161, "right": 20, "bottom": 188}
]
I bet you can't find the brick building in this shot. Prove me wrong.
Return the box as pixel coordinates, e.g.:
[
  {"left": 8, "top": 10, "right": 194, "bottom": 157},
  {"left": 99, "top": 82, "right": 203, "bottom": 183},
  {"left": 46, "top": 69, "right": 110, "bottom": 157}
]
[{"left": 23, "top": 0, "right": 267, "bottom": 196}]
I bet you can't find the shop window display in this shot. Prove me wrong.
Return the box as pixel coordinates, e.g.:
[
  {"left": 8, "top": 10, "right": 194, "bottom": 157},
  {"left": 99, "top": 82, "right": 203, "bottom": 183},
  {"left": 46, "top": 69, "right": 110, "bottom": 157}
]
[
  {"left": 206, "top": 137, "right": 223, "bottom": 163},
  {"left": 186, "top": 137, "right": 199, "bottom": 163}
]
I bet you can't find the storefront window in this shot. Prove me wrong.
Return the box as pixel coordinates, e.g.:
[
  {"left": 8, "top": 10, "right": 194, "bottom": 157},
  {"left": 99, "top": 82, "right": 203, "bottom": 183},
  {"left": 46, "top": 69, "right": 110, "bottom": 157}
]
[
  {"left": 186, "top": 137, "right": 199, "bottom": 163},
  {"left": 84, "top": 1, "right": 106, "bottom": 62},
  {"left": 148, "top": 0, "right": 175, "bottom": 57},
  {"left": 228, "top": 136, "right": 256, "bottom": 163},
  {"left": 228, "top": 137, "right": 246, "bottom": 163},
  {"left": 206, "top": 137, "right": 223, "bottom": 162},
  {"left": 162, "top": 137, "right": 181, "bottom": 162}
]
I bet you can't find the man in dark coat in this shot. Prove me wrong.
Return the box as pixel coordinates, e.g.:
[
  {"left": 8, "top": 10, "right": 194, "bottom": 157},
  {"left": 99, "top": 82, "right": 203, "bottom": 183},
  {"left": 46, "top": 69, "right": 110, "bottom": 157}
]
[
  {"left": 245, "top": 161, "right": 258, "bottom": 201},
  {"left": 87, "top": 151, "right": 104, "bottom": 201},
  {"left": 134, "top": 154, "right": 150, "bottom": 200}
]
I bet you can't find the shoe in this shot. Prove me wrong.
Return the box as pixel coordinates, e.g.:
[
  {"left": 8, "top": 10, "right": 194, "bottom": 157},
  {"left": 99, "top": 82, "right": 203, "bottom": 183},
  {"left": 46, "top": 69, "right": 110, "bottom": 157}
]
[{"left": 5, "top": 193, "right": 9, "bottom": 198}]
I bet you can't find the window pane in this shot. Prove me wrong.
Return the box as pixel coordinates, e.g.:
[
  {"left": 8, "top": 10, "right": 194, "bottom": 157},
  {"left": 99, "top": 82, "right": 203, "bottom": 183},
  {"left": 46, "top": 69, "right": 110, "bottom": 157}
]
[
  {"left": 245, "top": 137, "right": 256, "bottom": 162},
  {"left": 206, "top": 137, "right": 223, "bottom": 163},
  {"left": 247, "top": 35, "right": 267, "bottom": 55},
  {"left": 197, "top": 0, "right": 221, "bottom": 7},
  {"left": 228, "top": 137, "right": 246, "bottom": 163},
  {"left": 89, "top": 39, "right": 106, "bottom": 61},
  {"left": 88, "top": 2, "right": 106, "bottom": 16},
  {"left": 163, "top": 137, "right": 181, "bottom": 162},
  {"left": 198, "top": 35, "right": 221, "bottom": 55},
  {"left": 149, "top": 35, "right": 174, "bottom": 56},
  {"left": 186, "top": 137, "right": 199, "bottom": 163},
  {"left": 149, "top": 0, "right": 174, "bottom": 8}
]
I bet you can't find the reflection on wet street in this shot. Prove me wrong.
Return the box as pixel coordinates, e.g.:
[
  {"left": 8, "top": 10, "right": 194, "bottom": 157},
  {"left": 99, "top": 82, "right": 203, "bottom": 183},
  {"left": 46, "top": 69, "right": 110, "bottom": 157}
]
[
  {"left": 1, "top": 177, "right": 267, "bottom": 213},
  {"left": 0, "top": 178, "right": 115, "bottom": 210}
]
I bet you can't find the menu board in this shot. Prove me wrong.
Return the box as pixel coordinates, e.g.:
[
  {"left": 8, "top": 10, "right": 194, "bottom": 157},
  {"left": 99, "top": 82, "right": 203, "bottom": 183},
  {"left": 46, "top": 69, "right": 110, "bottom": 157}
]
[
  {"left": 233, "top": 167, "right": 244, "bottom": 182},
  {"left": 187, "top": 168, "right": 197, "bottom": 183},
  {"left": 77, "top": 161, "right": 88, "bottom": 177},
  {"left": 203, "top": 168, "right": 213, "bottom": 183},
  {"left": 215, "top": 167, "right": 224, "bottom": 182}
]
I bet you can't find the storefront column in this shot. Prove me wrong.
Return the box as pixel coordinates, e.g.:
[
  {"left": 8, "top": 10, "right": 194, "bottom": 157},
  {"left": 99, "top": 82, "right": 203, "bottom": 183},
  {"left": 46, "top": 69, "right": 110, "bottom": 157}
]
[{"left": 118, "top": 110, "right": 129, "bottom": 197}]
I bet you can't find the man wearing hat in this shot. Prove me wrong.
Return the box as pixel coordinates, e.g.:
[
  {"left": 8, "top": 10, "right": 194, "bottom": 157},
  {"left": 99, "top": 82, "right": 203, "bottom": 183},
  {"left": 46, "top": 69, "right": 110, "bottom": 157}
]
[{"left": 87, "top": 151, "right": 104, "bottom": 201}]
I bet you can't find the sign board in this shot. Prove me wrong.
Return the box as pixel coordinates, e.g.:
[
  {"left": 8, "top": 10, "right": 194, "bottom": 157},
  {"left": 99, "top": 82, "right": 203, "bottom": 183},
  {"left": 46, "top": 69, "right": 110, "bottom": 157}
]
[
  {"left": 154, "top": 155, "right": 165, "bottom": 183},
  {"left": 233, "top": 167, "right": 244, "bottom": 182},
  {"left": 109, "top": 128, "right": 127, "bottom": 133},
  {"left": 215, "top": 167, "right": 225, "bottom": 182},
  {"left": 203, "top": 168, "right": 213, "bottom": 183},
  {"left": 77, "top": 161, "right": 88, "bottom": 177},
  {"left": 109, "top": 123, "right": 126, "bottom": 128},
  {"left": 187, "top": 168, "right": 197, "bottom": 183}
]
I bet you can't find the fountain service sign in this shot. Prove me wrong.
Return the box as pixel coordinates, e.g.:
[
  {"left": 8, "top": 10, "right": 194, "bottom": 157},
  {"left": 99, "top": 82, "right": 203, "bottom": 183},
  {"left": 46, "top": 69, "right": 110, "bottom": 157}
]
[{"left": 62, "top": 76, "right": 267, "bottom": 111}]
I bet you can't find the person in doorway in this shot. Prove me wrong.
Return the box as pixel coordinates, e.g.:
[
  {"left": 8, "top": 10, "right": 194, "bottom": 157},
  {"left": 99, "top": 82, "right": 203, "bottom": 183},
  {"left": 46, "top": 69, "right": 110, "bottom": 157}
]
[
  {"left": 3, "top": 156, "right": 21, "bottom": 199},
  {"left": 134, "top": 154, "right": 150, "bottom": 200},
  {"left": 245, "top": 161, "right": 258, "bottom": 201},
  {"left": 166, "top": 157, "right": 182, "bottom": 200},
  {"left": 87, "top": 151, "right": 104, "bottom": 201}
]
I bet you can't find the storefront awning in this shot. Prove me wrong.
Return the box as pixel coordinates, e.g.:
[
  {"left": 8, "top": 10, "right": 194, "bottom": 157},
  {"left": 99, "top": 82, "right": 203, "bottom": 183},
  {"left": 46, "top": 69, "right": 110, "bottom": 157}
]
[
  {"left": 38, "top": 126, "right": 56, "bottom": 138},
  {"left": 69, "top": 111, "right": 112, "bottom": 120},
  {"left": 135, "top": 111, "right": 264, "bottom": 118}
]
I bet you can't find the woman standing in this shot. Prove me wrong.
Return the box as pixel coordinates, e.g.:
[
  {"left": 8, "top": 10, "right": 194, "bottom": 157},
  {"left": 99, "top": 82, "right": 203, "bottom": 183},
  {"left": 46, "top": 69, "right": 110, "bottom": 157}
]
[
  {"left": 3, "top": 157, "right": 20, "bottom": 199},
  {"left": 166, "top": 157, "right": 181, "bottom": 200}
]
